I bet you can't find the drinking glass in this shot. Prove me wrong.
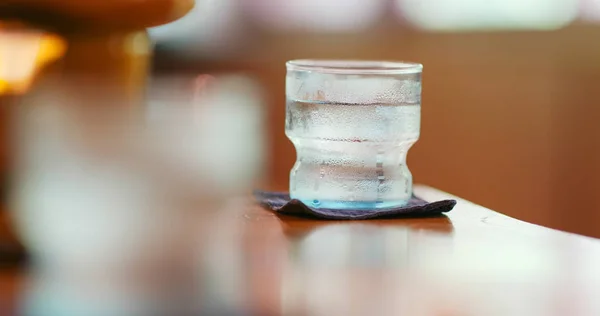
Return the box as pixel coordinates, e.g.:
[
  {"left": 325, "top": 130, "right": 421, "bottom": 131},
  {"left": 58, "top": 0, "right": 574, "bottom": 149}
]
[{"left": 285, "top": 60, "right": 422, "bottom": 209}]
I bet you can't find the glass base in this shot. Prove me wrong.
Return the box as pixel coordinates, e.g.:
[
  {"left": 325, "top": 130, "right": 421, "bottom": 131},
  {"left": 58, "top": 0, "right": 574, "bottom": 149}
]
[{"left": 296, "top": 198, "right": 409, "bottom": 210}]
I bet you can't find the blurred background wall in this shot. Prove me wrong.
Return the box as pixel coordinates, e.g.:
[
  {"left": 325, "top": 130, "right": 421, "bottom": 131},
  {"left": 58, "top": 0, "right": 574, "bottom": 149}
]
[{"left": 150, "top": 0, "right": 600, "bottom": 237}]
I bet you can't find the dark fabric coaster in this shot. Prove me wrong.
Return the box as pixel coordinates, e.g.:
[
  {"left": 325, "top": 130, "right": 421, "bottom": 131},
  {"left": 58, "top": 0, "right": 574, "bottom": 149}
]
[{"left": 253, "top": 191, "right": 456, "bottom": 220}]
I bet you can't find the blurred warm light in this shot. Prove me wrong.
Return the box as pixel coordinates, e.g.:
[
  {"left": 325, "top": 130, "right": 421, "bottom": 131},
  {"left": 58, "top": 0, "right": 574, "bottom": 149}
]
[
  {"left": 396, "top": 0, "right": 578, "bottom": 31},
  {"left": 580, "top": 0, "right": 600, "bottom": 21},
  {"left": 242, "top": 0, "right": 386, "bottom": 32},
  {"left": 0, "top": 28, "right": 66, "bottom": 94},
  {"left": 149, "top": 0, "right": 242, "bottom": 53}
]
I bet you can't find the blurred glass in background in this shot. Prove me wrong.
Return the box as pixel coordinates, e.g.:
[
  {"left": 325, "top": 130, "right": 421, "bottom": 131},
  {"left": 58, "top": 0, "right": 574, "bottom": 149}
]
[{"left": 11, "top": 74, "right": 264, "bottom": 268}]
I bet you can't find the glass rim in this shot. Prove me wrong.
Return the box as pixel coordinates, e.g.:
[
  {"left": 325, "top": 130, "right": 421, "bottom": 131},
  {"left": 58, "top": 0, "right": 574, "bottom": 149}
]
[{"left": 286, "top": 59, "right": 422, "bottom": 75}]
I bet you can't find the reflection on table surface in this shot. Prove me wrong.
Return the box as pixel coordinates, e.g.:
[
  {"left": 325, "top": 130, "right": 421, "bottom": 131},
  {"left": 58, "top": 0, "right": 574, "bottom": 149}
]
[{"left": 1, "top": 185, "right": 600, "bottom": 316}]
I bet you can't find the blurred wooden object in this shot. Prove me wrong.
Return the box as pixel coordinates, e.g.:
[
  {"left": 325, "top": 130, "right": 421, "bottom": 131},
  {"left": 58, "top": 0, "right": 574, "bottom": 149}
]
[
  {"left": 0, "top": 0, "right": 195, "bottom": 96},
  {"left": 1, "top": 185, "right": 600, "bottom": 314},
  {"left": 0, "top": 0, "right": 193, "bottom": 32}
]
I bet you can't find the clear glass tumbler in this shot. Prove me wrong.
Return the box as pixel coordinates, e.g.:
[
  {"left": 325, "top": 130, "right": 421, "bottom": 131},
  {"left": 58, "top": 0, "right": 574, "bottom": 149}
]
[{"left": 285, "top": 60, "right": 422, "bottom": 209}]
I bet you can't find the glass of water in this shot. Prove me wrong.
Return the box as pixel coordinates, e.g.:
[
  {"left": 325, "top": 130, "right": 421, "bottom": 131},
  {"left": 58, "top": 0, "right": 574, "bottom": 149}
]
[{"left": 285, "top": 60, "right": 422, "bottom": 209}]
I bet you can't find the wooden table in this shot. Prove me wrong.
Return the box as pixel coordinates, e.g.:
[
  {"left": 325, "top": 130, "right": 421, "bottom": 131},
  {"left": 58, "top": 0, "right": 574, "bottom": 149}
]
[{"left": 0, "top": 185, "right": 599, "bottom": 315}]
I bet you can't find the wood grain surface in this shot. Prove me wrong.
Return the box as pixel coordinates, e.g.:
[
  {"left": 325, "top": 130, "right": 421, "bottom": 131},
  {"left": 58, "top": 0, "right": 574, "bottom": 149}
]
[{"left": 0, "top": 185, "right": 598, "bottom": 315}]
